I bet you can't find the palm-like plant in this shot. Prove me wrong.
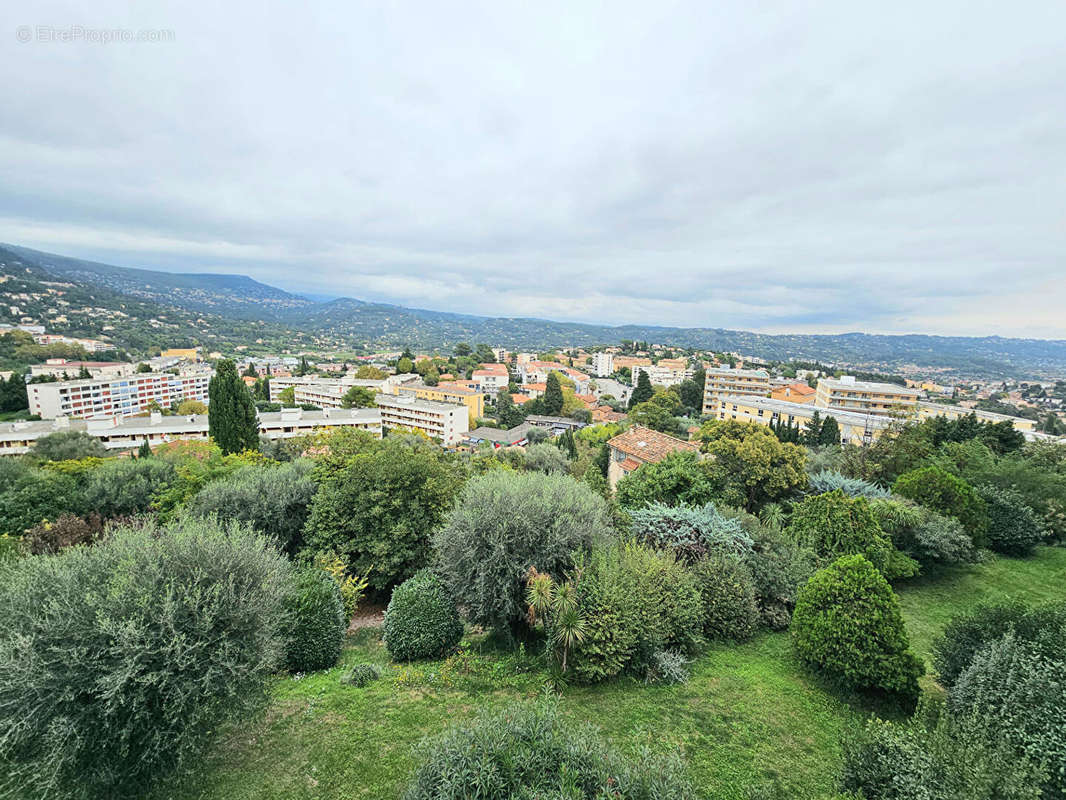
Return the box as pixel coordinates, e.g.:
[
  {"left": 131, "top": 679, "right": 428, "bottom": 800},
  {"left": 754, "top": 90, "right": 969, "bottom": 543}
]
[
  {"left": 524, "top": 569, "right": 585, "bottom": 673},
  {"left": 550, "top": 602, "right": 586, "bottom": 673}
]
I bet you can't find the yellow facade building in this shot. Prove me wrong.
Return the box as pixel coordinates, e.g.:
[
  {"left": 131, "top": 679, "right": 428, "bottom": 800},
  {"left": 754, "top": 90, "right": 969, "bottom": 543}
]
[
  {"left": 715, "top": 395, "right": 894, "bottom": 446},
  {"left": 814, "top": 377, "right": 919, "bottom": 416},
  {"left": 395, "top": 383, "right": 485, "bottom": 422},
  {"left": 702, "top": 368, "right": 771, "bottom": 415}
]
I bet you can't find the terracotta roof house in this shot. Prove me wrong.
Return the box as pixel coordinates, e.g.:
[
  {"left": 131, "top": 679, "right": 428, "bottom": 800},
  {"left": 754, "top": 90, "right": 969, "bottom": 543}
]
[
  {"left": 605, "top": 425, "right": 699, "bottom": 488},
  {"left": 770, "top": 382, "right": 815, "bottom": 404},
  {"left": 591, "top": 405, "right": 626, "bottom": 423}
]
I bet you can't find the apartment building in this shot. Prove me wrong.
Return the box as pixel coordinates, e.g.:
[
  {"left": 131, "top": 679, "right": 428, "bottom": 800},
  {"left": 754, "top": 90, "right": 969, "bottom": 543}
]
[
  {"left": 395, "top": 383, "right": 484, "bottom": 420},
  {"left": 29, "top": 360, "right": 135, "bottom": 380},
  {"left": 633, "top": 363, "right": 694, "bottom": 388},
  {"left": 160, "top": 347, "right": 201, "bottom": 361},
  {"left": 517, "top": 362, "right": 591, "bottom": 393},
  {"left": 33, "top": 333, "right": 111, "bottom": 352},
  {"left": 701, "top": 367, "right": 771, "bottom": 414},
  {"left": 471, "top": 363, "right": 509, "bottom": 395},
  {"left": 613, "top": 355, "right": 652, "bottom": 371},
  {"left": 0, "top": 407, "right": 382, "bottom": 456},
  {"left": 605, "top": 425, "right": 699, "bottom": 488},
  {"left": 374, "top": 393, "right": 469, "bottom": 446},
  {"left": 27, "top": 372, "right": 211, "bottom": 419},
  {"left": 715, "top": 395, "right": 894, "bottom": 446},
  {"left": 592, "top": 352, "right": 614, "bottom": 377},
  {"left": 814, "top": 376, "right": 919, "bottom": 416},
  {"left": 915, "top": 401, "right": 1037, "bottom": 432}
]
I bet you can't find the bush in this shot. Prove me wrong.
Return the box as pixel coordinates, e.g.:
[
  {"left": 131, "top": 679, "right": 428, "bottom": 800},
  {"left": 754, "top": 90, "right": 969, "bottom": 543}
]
[
  {"left": 893, "top": 465, "right": 988, "bottom": 546},
  {"left": 569, "top": 542, "right": 704, "bottom": 683},
  {"left": 870, "top": 498, "right": 976, "bottom": 568},
  {"left": 383, "top": 570, "right": 464, "bottom": 661},
  {"left": 809, "top": 470, "right": 891, "bottom": 499},
  {"left": 792, "top": 555, "right": 923, "bottom": 704},
  {"left": 189, "top": 460, "right": 317, "bottom": 553},
  {"left": 841, "top": 703, "right": 1044, "bottom": 800},
  {"left": 0, "top": 467, "right": 84, "bottom": 536},
  {"left": 305, "top": 437, "right": 464, "bottom": 593},
  {"left": 730, "top": 511, "right": 816, "bottom": 629},
  {"left": 0, "top": 518, "right": 290, "bottom": 799},
  {"left": 24, "top": 512, "right": 106, "bottom": 554},
  {"left": 434, "top": 471, "right": 613, "bottom": 634},
  {"left": 28, "top": 430, "right": 108, "bottom": 462},
  {"left": 282, "top": 567, "right": 347, "bottom": 673},
  {"left": 643, "top": 649, "right": 690, "bottom": 685},
  {"left": 788, "top": 490, "right": 910, "bottom": 578},
  {"left": 341, "top": 663, "right": 382, "bottom": 687},
  {"left": 692, "top": 553, "right": 759, "bottom": 641},
  {"left": 950, "top": 630, "right": 1066, "bottom": 800},
  {"left": 82, "top": 457, "right": 177, "bottom": 519},
  {"left": 976, "top": 484, "right": 1045, "bottom": 556},
  {"left": 628, "top": 502, "right": 753, "bottom": 561},
  {"left": 931, "top": 600, "right": 1065, "bottom": 688},
  {"left": 522, "top": 441, "right": 570, "bottom": 474},
  {"left": 403, "top": 696, "right": 699, "bottom": 800}
]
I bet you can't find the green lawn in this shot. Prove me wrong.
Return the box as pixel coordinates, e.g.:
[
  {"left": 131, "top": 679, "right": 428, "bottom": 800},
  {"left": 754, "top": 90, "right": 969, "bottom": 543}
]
[{"left": 164, "top": 547, "right": 1066, "bottom": 800}]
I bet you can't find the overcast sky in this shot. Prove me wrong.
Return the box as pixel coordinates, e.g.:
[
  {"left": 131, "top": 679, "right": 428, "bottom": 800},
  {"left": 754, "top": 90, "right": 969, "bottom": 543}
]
[{"left": 2, "top": 2, "right": 1064, "bottom": 338}]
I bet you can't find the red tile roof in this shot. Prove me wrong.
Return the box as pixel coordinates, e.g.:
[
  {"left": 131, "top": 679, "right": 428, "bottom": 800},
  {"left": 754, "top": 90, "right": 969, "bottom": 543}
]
[{"left": 607, "top": 425, "right": 699, "bottom": 464}]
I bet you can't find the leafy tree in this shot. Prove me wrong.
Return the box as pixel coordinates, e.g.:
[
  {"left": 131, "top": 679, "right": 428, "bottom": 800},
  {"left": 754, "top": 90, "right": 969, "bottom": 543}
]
[
  {"left": 303, "top": 437, "right": 464, "bottom": 593},
  {"left": 278, "top": 386, "right": 296, "bottom": 406},
  {"left": 242, "top": 363, "right": 259, "bottom": 378},
  {"left": 495, "top": 391, "right": 525, "bottom": 429},
  {"left": 453, "top": 342, "right": 472, "bottom": 357},
  {"left": 543, "top": 372, "right": 564, "bottom": 415},
  {"left": 28, "top": 430, "right": 108, "bottom": 462},
  {"left": 698, "top": 420, "right": 807, "bottom": 511},
  {"left": 616, "top": 450, "right": 715, "bottom": 509},
  {"left": 175, "top": 398, "right": 207, "bottom": 415},
  {"left": 893, "top": 465, "right": 987, "bottom": 546},
  {"left": 819, "top": 415, "right": 841, "bottom": 446},
  {"left": 792, "top": 554, "right": 923, "bottom": 705},
  {"left": 628, "top": 370, "right": 654, "bottom": 409},
  {"left": 0, "top": 517, "right": 291, "bottom": 799},
  {"left": 354, "top": 365, "right": 386, "bottom": 379},
  {"left": 0, "top": 372, "right": 28, "bottom": 413},
  {"left": 137, "top": 438, "right": 153, "bottom": 459},
  {"left": 678, "top": 378, "right": 702, "bottom": 412},
  {"left": 341, "top": 385, "right": 377, "bottom": 408},
  {"left": 627, "top": 400, "right": 683, "bottom": 435},
  {"left": 433, "top": 471, "right": 613, "bottom": 635},
  {"left": 395, "top": 356, "right": 414, "bottom": 374},
  {"left": 208, "top": 359, "right": 259, "bottom": 455}
]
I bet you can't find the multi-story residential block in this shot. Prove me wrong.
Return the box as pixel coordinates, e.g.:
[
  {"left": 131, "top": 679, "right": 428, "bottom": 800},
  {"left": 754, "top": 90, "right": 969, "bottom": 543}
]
[
  {"left": 517, "top": 362, "right": 591, "bottom": 393},
  {"left": 612, "top": 355, "right": 652, "bottom": 371},
  {"left": 702, "top": 367, "right": 771, "bottom": 414},
  {"left": 471, "top": 363, "right": 509, "bottom": 395},
  {"left": 592, "top": 352, "right": 614, "bottom": 377},
  {"left": 814, "top": 376, "right": 919, "bottom": 416},
  {"left": 32, "top": 333, "right": 111, "bottom": 352},
  {"left": 915, "top": 401, "right": 1036, "bottom": 432},
  {"left": 374, "top": 393, "right": 469, "bottom": 445},
  {"left": 395, "top": 383, "right": 484, "bottom": 421},
  {"left": 605, "top": 425, "right": 699, "bottom": 488},
  {"left": 491, "top": 348, "right": 508, "bottom": 363},
  {"left": 160, "top": 347, "right": 202, "bottom": 361},
  {"left": 29, "top": 360, "right": 135, "bottom": 380},
  {"left": 27, "top": 372, "right": 211, "bottom": 419},
  {"left": 715, "top": 395, "right": 894, "bottom": 446},
  {"left": 0, "top": 407, "right": 382, "bottom": 456},
  {"left": 633, "top": 363, "right": 694, "bottom": 388}
]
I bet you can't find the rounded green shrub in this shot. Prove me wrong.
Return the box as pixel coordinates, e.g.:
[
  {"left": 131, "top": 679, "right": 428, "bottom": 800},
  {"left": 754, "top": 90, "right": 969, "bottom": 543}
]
[
  {"left": 692, "top": 552, "right": 759, "bottom": 641},
  {"left": 282, "top": 567, "right": 347, "bottom": 673},
  {"left": 893, "top": 465, "right": 987, "bottom": 546},
  {"left": 792, "top": 554, "right": 923, "bottom": 704},
  {"left": 341, "top": 663, "right": 382, "bottom": 687},
  {"left": 977, "top": 484, "right": 1045, "bottom": 556},
  {"left": 383, "top": 569, "right": 464, "bottom": 661},
  {"left": 403, "top": 696, "right": 699, "bottom": 799},
  {"left": 0, "top": 518, "right": 290, "bottom": 800}
]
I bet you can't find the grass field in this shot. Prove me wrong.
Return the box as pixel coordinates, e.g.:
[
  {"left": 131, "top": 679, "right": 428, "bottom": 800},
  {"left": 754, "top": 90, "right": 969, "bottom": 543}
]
[{"left": 164, "top": 547, "right": 1066, "bottom": 800}]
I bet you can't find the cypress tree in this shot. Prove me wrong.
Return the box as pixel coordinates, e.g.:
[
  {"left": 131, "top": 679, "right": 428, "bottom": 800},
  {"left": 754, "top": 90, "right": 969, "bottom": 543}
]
[
  {"left": 803, "top": 410, "right": 823, "bottom": 445},
  {"left": 818, "top": 415, "right": 841, "bottom": 446},
  {"left": 208, "top": 359, "right": 259, "bottom": 455},
  {"left": 137, "top": 438, "right": 153, "bottom": 459},
  {"left": 629, "top": 370, "right": 653, "bottom": 409},
  {"left": 543, "top": 373, "right": 564, "bottom": 416}
]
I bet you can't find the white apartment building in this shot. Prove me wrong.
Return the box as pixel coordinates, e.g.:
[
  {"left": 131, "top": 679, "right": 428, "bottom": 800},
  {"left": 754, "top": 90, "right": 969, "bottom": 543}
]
[
  {"left": 702, "top": 368, "right": 771, "bottom": 414},
  {"left": 814, "top": 376, "right": 920, "bottom": 416},
  {"left": 592, "top": 352, "right": 614, "bottom": 378},
  {"left": 633, "top": 363, "right": 694, "bottom": 388},
  {"left": 29, "top": 359, "right": 135, "bottom": 380},
  {"left": 470, "top": 367, "right": 509, "bottom": 395},
  {"left": 491, "top": 348, "right": 508, "bottom": 363},
  {"left": 374, "top": 393, "right": 469, "bottom": 446},
  {"left": 0, "top": 407, "right": 382, "bottom": 456},
  {"left": 269, "top": 374, "right": 415, "bottom": 405},
  {"left": 27, "top": 372, "right": 211, "bottom": 419}
]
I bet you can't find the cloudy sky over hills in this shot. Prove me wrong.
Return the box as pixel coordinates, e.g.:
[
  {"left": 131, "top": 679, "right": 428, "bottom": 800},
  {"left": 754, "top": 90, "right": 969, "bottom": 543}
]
[{"left": 2, "top": 1, "right": 1064, "bottom": 337}]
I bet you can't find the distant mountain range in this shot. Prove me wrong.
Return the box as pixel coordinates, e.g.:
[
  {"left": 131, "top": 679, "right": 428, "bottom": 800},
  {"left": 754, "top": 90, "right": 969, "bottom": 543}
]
[{"left": 3, "top": 243, "right": 1065, "bottom": 379}]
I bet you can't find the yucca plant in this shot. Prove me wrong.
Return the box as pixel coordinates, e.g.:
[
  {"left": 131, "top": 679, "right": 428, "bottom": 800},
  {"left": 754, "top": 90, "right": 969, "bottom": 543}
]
[{"left": 525, "top": 567, "right": 586, "bottom": 673}]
